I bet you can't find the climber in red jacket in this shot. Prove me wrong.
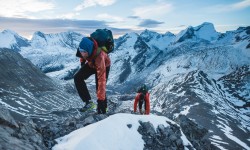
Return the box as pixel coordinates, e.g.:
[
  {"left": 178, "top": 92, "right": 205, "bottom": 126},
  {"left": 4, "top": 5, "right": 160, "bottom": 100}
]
[{"left": 133, "top": 84, "right": 150, "bottom": 115}]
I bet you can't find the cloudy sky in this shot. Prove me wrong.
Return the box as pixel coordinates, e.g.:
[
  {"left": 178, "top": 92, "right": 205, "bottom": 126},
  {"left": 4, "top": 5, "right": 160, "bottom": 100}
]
[{"left": 0, "top": 0, "right": 249, "bottom": 39}]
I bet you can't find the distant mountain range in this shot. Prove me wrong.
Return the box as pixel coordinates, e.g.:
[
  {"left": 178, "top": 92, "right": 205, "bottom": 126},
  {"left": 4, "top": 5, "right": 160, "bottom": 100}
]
[
  {"left": 0, "top": 22, "right": 249, "bottom": 149},
  {"left": 0, "top": 22, "right": 249, "bottom": 80}
]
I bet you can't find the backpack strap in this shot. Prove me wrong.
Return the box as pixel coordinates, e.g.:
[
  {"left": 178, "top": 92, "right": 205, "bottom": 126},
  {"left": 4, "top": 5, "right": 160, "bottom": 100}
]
[
  {"left": 91, "top": 46, "right": 107, "bottom": 60},
  {"left": 100, "top": 46, "right": 108, "bottom": 53},
  {"left": 86, "top": 37, "right": 108, "bottom": 62},
  {"left": 86, "top": 37, "right": 98, "bottom": 61}
]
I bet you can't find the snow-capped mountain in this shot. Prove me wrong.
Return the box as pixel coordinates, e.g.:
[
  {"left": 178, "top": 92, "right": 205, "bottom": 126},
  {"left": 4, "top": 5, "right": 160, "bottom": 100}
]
[
  {"left": 0, "top": 30, "right": 84, "bottom": 79},
  {"left": 175, "top": 22, "right": 219, "bottom": 43},
  {"left": 0, "top": 22, "right": 249, "bottom": 149},
  {"left": 108, "top": 23, "right": 249, "bottom": 149},
  {"left": 0, "top": 29, "right": 30, "bottom": 51},
  {"left": 30, "top": 31, "right": 82, "bottom": 49},
  {"left": 21, "top": 31, "right": 83, "bottom": 80}
]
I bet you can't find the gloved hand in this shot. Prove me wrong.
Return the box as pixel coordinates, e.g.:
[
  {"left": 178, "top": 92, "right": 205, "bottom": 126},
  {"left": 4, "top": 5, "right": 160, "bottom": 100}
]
[
  {"left": 81, "top": 62, "right": 85, "bottom": 67},
  {"left": 79, "top": 58, "right": 86, "bottom": 67},
  {"left": 97, "top": 100, "right": 106, "bottom": 114}
]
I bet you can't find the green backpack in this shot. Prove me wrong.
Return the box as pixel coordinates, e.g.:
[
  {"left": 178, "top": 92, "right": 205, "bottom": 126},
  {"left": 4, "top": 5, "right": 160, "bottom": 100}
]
[
  {"left": 137, "top": 84, "right": 148, "bottom": 95},
  {"left": 90, "top": 29, "right": 114, "bottom": 54}
]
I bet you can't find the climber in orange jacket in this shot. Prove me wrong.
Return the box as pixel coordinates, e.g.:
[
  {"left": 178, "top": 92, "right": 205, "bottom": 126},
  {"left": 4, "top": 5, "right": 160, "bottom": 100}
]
[
  {"left": 74, "top": 37, "right": 111, "bottom": 114},
  {"left": 134, "top": 84, "right": 150, "bottom": 115}
]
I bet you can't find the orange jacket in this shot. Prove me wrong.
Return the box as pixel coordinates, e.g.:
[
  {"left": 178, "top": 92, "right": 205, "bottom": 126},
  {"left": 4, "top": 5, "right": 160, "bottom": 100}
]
[
  {"left": 80, "top": 47, "right": 111, "bottom": 101},
  {"left": 134, "top": 92, "right": 150, "bottom": 115}
]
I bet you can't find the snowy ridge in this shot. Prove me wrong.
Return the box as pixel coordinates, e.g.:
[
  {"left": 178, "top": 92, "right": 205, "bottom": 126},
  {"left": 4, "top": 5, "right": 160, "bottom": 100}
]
[
  {"left": 175, "top": 22, "right": 219, "bottom": 43},
  {"left": 140, "top": 29, "right": 175, "bottom": 49},
  {"left": 21, "top": 31, "right": 83, "bottom": 79},
  {"left": 53, "top": 114, "right": 192, "bottom": 150},
  {"left": 0, "top": 29, "right": 30, "bottom": 51}
]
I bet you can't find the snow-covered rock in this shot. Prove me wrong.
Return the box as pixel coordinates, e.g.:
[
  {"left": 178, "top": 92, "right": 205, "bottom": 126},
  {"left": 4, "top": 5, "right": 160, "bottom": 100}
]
[
  {"left": 21, "top": 31, "right": 83, "bottom": 80},
  {"left": 53, "top": 114, "right": 195, "bottom": 150},
  {"left": 0, "top": 29, "right": 30, "bottom": 51},
  {"left": 175, "top": 22, "right": 219, "bottom": 43}
]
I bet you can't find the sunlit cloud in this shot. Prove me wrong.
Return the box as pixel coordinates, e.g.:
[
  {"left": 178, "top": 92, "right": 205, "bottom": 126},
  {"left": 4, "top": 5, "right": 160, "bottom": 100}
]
[
  {"left": 208, "top": 0, "right": 250, "bottom": 12},
  {"left": 0, "top": 0, "right": 55, "bottom": 18},
  {"left": 133, "top": 2, "right": 173, "bottom": 19},
  {"left": 59, "top": 13, "right": 80, "bottom": 19},
  {"left": 75, "top": 0, "right": 116, "bottom": 11}
]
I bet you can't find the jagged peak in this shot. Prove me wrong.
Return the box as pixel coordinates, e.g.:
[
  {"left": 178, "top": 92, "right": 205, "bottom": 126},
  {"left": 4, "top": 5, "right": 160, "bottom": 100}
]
[
  {"left": 194, "top": 22, "right": 216, "bottom": 32},
  {"left": 164, "top": 31, "right": 175, "bottom": 36},
  {"left": 0, "top": 29, "right": 28, "bottom": 42},
  {"left": 1, "top": 29, "right": 26, "bottom": 40},
  {"left": 121, "top": 32, "right": 139, "bottom": 39},
  {"left": 200, "top": 22, "right": 214, "bottom": 26},
  {"left": 176, "top": 22, "right": 219, "bottom": 42},
  {"left": 1, "top": 29, "right": 18, "bottom": 35},
  {"left": 140, "top": 29, "right": 159, "bottom": 36},
  {"left": 32, "top": 31, "right": 46, "bottom": 38}
]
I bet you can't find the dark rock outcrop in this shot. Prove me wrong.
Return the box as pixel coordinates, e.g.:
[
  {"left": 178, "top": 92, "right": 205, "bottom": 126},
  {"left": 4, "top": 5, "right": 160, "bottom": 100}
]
[
  {"left": 176, "top": 115, "right": 218, "bottom": 150},
  {"left": 138, "top": 120, "right": 188, "bottom": 150},
  {"left": 37, "top": 111, "right": 108, "bottom": 149},
  {"left": 0, "top": 106, "right": 47, "bottom": 150}
]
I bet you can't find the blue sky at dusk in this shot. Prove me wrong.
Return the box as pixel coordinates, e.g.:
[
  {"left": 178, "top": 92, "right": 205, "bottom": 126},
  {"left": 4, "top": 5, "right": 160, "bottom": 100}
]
[{"left": 0, "top": 0, "right": 249, "bottom": 38}]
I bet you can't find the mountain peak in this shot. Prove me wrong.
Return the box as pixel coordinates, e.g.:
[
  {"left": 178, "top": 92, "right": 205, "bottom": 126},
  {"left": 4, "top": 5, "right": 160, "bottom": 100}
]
[
  {"left": 164, "top": 31, "right": 175, "bottom": 37},
  {"left": 194, "top": 22, "right": 216, "bottom": 31},
  {"left": 33, "top": 31, "right": 46, "bottom": 38},
  {"left": 0, "top": 29, "right": 29, "bottom": 51},
  {"left": 194, "top": 22, "right": 219, "bottom": 41},
  {"left": 176, "top": 22, "right": 219, "bottom": 42},
  {"left": 140, "top": 29, "right": 159, "bottom": 36},
  {"left": 140, "top": 29, "right": 160, "bottom": 42},
  {"left": 2, "top": 29, "right": 18, "bottom": 35},
  {"left": 200, "top": 22, "right": 214, "bottom": 26}
]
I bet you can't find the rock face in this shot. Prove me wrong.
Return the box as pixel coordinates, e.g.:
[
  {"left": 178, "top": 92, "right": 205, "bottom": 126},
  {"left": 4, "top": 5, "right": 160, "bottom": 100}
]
[
  {"left": 0, "top": 48, "right": 81, "bottom": 122},
  {"left": 137, "top": 115, "right": 217, "bottom": 150},
  {"left": 38, "top": 112, "right": 108, "bottom": 149},
  {"left": 138, "top": 121, "right": 185, "bottom": 150},
  {"left": 0, "top": 106, "right": 47, "bottom": 150},
  {"left": 176, "top": 115, "right": 218, "bottom": 150}
]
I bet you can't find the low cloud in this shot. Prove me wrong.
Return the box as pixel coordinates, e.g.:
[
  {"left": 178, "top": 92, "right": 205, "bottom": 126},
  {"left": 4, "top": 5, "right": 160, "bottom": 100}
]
[
  {"left": 75, "top": 0, "right": 116, "bottom": 11},
  {"left": 128, "top": 16, "right": 140, "bottom": 19},
  {"left": 178, "top": 25, "right": 186, "bottom": 27},
  {"left": 0, "top": 17, "right": 133, "bottom": 38},
  {"left": 138, "top": 19, "right": 164, "bottom": 28}
]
